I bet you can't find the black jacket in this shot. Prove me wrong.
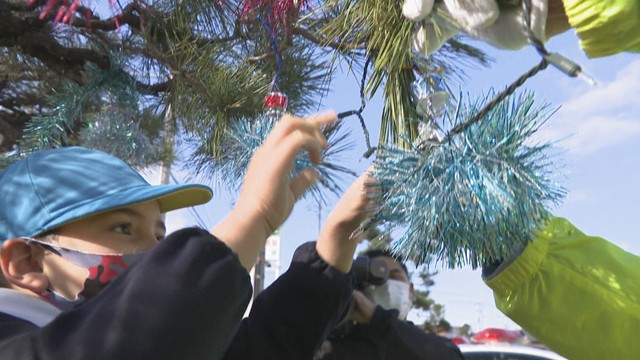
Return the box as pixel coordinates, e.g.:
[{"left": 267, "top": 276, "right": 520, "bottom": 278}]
[
  {"left": 0, "top": 228, "right": 352, "bottom": 359},
  {"left": 315, "top": 307, "right": 463, "bottom": 360}
]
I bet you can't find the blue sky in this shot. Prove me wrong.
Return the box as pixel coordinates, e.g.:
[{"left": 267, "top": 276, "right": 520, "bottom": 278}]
[{"left": 149, "top": 29, "right": 640, "bottom": 332}]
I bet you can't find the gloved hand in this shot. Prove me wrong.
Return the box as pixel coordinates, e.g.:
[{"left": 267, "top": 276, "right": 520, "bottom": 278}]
[{"left": 403, "top": 0, "right": 549, "bottom": 56}]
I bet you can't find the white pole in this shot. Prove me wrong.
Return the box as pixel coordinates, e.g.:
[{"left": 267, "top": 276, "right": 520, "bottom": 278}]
[{"left": 159, "top": 103, "right": 174, "bottom": 221}]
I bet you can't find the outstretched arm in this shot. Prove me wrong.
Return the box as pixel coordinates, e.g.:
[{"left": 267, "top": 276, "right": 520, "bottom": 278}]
[
  {"left": 212, "top": 112, "right": 337, "bottom": 270},
  {"left": 224, "top": 170, "right": 373, "bottom": 359},
  {"left": 484, "top": 217, "right": 640, "bottom": 359},
  {"left": 316, "top": 169, "right": 373, "bottom": 273}
]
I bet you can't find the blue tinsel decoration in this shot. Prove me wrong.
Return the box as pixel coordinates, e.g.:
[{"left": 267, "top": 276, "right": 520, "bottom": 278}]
[
  {"left": 371, "top": 91, "right": 566, "bottom": 268},
  {"left": 208, "top": 112, "right": 356, "bottom": 203},
  {"left": 0, "top": 62, "right": 159, "bottom": 170}
]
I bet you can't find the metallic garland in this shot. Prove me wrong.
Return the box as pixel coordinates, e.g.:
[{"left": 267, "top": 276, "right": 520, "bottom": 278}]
[{"left": 371, "top": 91, "right": 565, "bottom": 268}]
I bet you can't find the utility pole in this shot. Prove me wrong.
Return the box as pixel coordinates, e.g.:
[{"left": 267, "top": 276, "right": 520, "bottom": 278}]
[
  {"left": 253, "top": 230, "right": 282, "bottom": 300},
  {"left": 159, "top": 102, "right": 174, "bottom": 221},
  {"left": 317, "top": 198, "right": 322, "bottom": 233},
  {"left": 475, "top": 301, "right": 485, "bottom": 331},
  {"left": 253, "top": 246, "right": 266, "bottom": 301}
]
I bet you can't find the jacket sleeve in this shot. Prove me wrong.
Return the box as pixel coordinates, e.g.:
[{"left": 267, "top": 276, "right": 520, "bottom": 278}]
[
  {"left": 0, "top": 227, "right": 252, "bottom": 360},
  {"left": 224, "top": 241, "right": 354, "bottom": 360},
  {"left": 484, "top": 217, "right": 640, "bottom": 359},
  {"left": 562, "top": 0, "right": 640, "bottom": 57},
  {"left": 355, "top": 307, "right": 463, "bottom": 360}
]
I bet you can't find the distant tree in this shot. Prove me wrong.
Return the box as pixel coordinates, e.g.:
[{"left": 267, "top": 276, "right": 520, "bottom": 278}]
[
  {"left": 407, "top": 276, "right": 453, "bottom": 333},
  {"left": 459, "top": 323, "right": 473, "bottom": 338},
  {"left": 412, "top": 269, "right": 436, "bottom": 314}
]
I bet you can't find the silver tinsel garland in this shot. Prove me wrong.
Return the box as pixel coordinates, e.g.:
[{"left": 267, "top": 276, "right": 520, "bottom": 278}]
[
  {"left": 79, "top": 108, "right": 161, "bottom": 169},
  {"left": 371, "top": 91, "right": 566, "bottom": 268}
]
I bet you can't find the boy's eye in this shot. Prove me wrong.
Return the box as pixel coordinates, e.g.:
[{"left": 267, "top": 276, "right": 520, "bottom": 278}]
[{"left": 112, "top": 224, "right": 132, "bottom": 235}]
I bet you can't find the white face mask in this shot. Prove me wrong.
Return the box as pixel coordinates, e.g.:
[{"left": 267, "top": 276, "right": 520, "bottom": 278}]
[{"left": 362, "top": 279, "right": 412, "bottom": 320}]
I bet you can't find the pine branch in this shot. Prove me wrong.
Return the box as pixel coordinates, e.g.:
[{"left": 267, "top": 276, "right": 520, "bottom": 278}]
[
  {"left": 291, "top": 25, "right": 366, "bottom": 51},
  {"left": 0, "top": 3, "right": 110, "bottom": 83},
  {"left": 66, "top": 2, "right": 143, "bottom": 32},
  {"left": 245, "top": 42, "right": 291, "bottom": 62}
]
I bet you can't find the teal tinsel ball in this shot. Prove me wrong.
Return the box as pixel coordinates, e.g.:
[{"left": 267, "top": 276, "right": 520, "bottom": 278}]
[{"left": 371, "top": 91, "right": 566, "bottom": 268}]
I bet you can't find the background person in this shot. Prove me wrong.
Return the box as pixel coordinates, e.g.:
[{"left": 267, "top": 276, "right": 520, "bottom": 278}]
[{"left": 315, "top": 249, "right": 463, "bottom": 360}]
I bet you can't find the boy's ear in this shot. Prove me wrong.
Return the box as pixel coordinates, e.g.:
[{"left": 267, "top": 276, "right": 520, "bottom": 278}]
[{"left": 0, "top": 239, "right": 49, "bottom": 293}]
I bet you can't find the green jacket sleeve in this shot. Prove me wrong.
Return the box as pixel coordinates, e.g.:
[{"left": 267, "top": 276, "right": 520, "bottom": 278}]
[
  {"left": 484, "top": 217, "right": 640, "bottom": 359},
  {"left": 562, "top": 0, "right": 640, "bottom": 58}
]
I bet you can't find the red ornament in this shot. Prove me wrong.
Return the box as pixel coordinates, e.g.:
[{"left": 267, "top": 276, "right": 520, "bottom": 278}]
[{"left": 264, "top": 92, "right": 288, "bottom": 110}]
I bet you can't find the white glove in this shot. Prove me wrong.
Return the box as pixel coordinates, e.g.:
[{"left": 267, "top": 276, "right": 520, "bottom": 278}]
[
  {"left": 463, "top": 0, "right": 548, "bottom": 50},
  {"left": 411, "top": 14, "right": 460, "bottom": 57},
  {"left": 440, "top": 0, "right": 500, "bottom": 30},
  {"left": 403, "top": 0, "right": 549, "bottom": 56},
  {"left": 402, "top": 0, "right": 435, "bottom": 21}
]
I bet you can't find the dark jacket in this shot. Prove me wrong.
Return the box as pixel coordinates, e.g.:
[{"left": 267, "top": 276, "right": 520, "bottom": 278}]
[
  {"left": 315, "top": 307, "right": 463, "bottom": 360},
  {"left": 0, "top": 227, "right": 353, "bottom": 359}
]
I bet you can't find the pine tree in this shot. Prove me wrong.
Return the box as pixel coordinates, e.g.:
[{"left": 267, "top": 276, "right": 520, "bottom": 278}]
[{"left": 0, "top": 0, "right": 488, "bottom": 172}]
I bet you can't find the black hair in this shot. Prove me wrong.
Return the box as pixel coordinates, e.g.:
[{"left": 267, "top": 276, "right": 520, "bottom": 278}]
[{"left": 362, "top": 248, "right": 409, "bottom": 278}]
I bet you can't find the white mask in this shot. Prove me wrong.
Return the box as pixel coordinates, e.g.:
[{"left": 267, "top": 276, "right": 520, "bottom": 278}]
[{"left": 363, "top": 279, "right": 412, "bottom": 320}]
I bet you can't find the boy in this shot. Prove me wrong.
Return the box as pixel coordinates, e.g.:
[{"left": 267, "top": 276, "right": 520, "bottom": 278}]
[{"left": 0, "top": 112, "right": 371, "bottom": 359}]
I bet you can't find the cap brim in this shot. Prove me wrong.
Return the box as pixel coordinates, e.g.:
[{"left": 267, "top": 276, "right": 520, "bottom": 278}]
[{"left": 35, "top": 184, "right": 213, "bottom": 236}]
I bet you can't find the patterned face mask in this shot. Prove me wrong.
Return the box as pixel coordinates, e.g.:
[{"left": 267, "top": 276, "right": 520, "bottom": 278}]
[{"left": 23, "top": 237, "right": 145, "bottom": 311}]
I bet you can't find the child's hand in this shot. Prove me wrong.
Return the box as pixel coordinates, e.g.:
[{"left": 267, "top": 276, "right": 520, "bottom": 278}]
[
  {"left": 239, "top": 112, "right": 336, "bottom": 234},
  {"left": 213, "top": 112, "right": 337, "bottom": 270},
  {"left": 316, "top": 169, "right": 373, "bottom": 273}
]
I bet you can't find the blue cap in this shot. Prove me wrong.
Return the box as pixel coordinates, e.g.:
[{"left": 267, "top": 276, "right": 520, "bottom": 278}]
[{"left": 0, "top": 147, "right": 213, "bottom": 242}]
